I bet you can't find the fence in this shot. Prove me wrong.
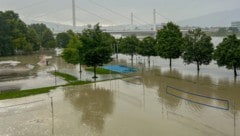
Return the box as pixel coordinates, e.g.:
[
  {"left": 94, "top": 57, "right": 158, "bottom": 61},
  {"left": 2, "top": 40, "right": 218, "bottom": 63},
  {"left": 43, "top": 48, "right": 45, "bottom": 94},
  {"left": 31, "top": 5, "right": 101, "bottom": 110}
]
[{"left": 166, "top": 85, "right": 230, "bottom": 111}]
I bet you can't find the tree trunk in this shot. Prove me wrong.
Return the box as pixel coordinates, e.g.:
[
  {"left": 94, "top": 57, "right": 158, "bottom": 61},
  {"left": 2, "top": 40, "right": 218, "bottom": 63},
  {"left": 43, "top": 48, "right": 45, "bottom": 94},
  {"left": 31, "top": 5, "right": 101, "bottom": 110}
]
[
  {"left": 234, "top": 65, "right": 237, "bottom": 77},
  {"left": 169, "top": 58, "right": 172, "bottom": 68},
  {"left": 79, "top": 63, "right": 82, "bottom": 73},
  {"left": 197, "top": 61, "right": 200, "bottom": 72},
  {"left": 93, "top": 65, "right": 97, "bottom": 78},
  {"left": 78, "top": 49, "right": 82, "bottom": 73},
  {"left": 148, "top": 56, "right": 150, "bottom": 67},
  {"left": 131, "top": 54, "right": 134, "bottom": 68}
]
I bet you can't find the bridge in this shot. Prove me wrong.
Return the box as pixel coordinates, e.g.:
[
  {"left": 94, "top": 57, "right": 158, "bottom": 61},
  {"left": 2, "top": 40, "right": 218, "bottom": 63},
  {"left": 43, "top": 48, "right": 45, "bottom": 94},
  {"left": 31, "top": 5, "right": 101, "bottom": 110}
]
[
  {"left": 104, "top": 30, "right": 156, "bottom": 39},
  {"left": 53, "top": 28, "right": 189, "bottom": 39}
]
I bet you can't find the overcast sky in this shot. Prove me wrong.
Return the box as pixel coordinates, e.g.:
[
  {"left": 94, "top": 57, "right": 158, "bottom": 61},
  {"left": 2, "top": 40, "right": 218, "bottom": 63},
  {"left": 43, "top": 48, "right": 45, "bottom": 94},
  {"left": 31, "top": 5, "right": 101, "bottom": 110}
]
[{"left": 0, "top": 0, "right": 240, "bottom": 26}]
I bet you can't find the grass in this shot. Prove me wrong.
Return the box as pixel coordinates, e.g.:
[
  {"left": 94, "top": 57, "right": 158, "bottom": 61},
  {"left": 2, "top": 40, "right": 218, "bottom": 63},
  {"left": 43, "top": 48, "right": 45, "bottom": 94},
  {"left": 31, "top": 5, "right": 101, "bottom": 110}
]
[
  {"left": 0, "top": 86, "right": 56, "bottom": 100},
  {"left": 85, "top": 67, "right": 119, "bottom": 74},
  {"left": 0, "top": 72, "right": 91, "bottom": 100},
  {"left": 52, "top": 71, "right": 78, "bottom": 82},
  {"left": 66, "top": 80, "right": 92, "bottom": 86}
]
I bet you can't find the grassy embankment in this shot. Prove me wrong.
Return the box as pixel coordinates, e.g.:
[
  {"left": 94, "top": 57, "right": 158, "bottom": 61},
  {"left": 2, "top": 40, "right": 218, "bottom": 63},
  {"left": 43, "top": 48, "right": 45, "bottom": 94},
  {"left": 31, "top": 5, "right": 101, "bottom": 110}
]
[
  {"left": 0, "top": 72, "right": 91, "bottom": 100},
  {"left": 0, "top": 67, "right": 120, "bottom": 100}
]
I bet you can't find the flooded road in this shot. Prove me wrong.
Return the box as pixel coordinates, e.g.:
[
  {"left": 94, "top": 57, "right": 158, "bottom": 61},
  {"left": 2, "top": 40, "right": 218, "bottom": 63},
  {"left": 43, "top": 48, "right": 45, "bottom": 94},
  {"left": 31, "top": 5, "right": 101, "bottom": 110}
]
[
  {"left": 0, "top": 69, "right": 239, "bottom": 135},
  {"left": 0, "top": 37, "right": 240, "bottom": 135}
]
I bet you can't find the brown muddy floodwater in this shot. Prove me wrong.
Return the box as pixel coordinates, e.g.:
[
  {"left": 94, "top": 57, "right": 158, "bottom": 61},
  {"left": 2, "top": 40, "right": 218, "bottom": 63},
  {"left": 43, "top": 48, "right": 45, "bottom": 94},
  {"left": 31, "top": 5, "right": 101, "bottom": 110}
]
[
  {"left": 0, "top": 37, "right": 240, "bottom": 136},
  {"left": 0, "top": 68, "right": 239, "bottom": 136}
]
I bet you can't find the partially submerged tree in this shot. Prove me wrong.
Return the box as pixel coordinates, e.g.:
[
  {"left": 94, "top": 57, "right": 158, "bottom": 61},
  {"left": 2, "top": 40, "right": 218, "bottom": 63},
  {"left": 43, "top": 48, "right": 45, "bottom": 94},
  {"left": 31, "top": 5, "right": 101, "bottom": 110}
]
[
  {"left": 62, "top": 35, "right": 83, "bottom": 73},
  {"left": 156, "top": 22, "right": 183, "bottom": 68},
  {"left": 80, "top": 24, "right": 113, "bottom": 78},
  {"left": 182, "top": 28, "right": 214, "bottom": 72},
  {"left": 137, "top": 36, "right": 156, "bottom": 66},
  {"left": 214, "top": 34, "right": 240, "bottom": 77},
  {"left": 119, "top": 35, "right": 140, "bottom": 66}
]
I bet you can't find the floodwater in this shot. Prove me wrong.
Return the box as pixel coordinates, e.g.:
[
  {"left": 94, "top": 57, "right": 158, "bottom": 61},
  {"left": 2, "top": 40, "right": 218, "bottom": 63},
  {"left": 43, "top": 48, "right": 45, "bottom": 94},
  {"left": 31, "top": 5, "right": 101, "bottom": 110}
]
[{"left": 0, "top": 37, "right": 240, "bottom": 135}]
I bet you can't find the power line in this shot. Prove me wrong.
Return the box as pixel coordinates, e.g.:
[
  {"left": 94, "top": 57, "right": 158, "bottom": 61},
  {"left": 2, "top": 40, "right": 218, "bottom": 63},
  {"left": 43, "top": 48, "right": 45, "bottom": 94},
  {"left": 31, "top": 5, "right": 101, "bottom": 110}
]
[
  {"left": 14, "top": 0, "right": 49, "bottom": 11},
  {"left": 87, "top": 0, "right": 130, "bottom": 21},
  {"left": 87, "top": 0, "right": 153, "bottom": 25},
  {"left": 156, "top": 11, "right": 172, "bottom": 22},
  {"left": 75, "top": 5, "right": 115, "bottom": 24},
  {"left": 133, "top": 14, "right": 152, "bottom": 25}
]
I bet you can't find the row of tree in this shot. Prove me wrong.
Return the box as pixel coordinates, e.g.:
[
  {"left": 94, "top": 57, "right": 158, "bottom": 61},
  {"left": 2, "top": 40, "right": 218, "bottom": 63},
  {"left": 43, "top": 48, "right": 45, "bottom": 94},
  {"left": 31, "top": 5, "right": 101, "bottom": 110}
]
[
  {"left": 1, "top": 10, "right": 239, "bottom": 77},
  {"left": 0, "top": 11, "right": 56, "bottom": 56},
  {"left": 60, "top": 22, "right": 240, "bottom": 78},
  {"left": 118, "top": 22, "right": 240, "bottom": 77}
]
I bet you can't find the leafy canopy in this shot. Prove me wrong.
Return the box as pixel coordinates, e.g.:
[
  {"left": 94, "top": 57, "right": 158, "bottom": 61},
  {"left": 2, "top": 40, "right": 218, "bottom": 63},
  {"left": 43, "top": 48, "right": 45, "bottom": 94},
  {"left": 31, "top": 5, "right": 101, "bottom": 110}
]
[
  {"left": 62, "top": 35, "right": 83, "bottom": 65},
  {"left": 80, "top": 24, "right": 113, "bottom": 67},
  {"left": 214, "top": 34, "right": 240, "bottom": 76},
  {"left": 137, "top": 36, "right": 157, "bottom": 57},
  {"left": 118, "top": 35, "right": 140, "bottom": 58},
  {"left": 156, "top": 22, "right": 183, "bottom": 59},
  {"left": 182, "top": 28, "right": 214, "bottom": 71}
]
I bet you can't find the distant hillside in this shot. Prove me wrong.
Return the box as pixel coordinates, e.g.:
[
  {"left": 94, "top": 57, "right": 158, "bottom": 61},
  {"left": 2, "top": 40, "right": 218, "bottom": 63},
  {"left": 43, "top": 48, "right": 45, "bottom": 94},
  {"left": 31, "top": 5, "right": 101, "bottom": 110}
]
[{"left": 178, "top": 8, "right": 240, "bottom": 27}]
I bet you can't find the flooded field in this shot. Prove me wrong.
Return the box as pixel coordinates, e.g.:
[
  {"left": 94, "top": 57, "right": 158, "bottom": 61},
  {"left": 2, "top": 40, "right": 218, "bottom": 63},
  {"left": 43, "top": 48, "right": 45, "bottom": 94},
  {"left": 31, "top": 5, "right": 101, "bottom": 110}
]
[
  {"left": 0, "top": 37, "right": 240, "bottom": 135},
  {"left": 0, "top": 73, "right": 239, "bottom": 136}
]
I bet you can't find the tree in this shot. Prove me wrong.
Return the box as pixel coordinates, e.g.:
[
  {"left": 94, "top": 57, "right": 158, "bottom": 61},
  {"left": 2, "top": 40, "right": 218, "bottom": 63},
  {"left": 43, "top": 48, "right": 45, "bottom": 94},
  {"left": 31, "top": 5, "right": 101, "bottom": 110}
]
[
  {"left": 0, "top": 10, "right": 29, "bottom": 56},
  {"left": 156, "top": 22, "right": 183, "bottom": 68},
  {"left": 214, "top": 34, "right": 240, "bottom": 77},
  {"left": 62, "top": 34, "right": 83, "bottom": 73},
  {"left": 137, "top": 36, "right": 157, "bottom": 66},
  {"left": 56, "top": 32, "right": 71, "bottom": 48},
  {"left": 80, "top": 24, "right": 113, "bottom": 78},
  {"left": 119, "top": 35, "right": 140, "bottom": 65},
  {"left": 29, "top": 23, "right": 55, "bottom": 49},
  {"left": 182, "top": 28, "right": 214, "bottom": 72},
  {"left": 26, "top": 27, "right": 40, "bottom": 51}
]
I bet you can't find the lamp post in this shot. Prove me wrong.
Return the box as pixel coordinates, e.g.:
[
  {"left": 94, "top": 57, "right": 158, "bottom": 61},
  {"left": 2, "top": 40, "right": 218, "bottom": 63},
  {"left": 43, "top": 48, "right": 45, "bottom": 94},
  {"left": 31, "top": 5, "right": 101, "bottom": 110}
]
[{"left": 46, "top": 60, "right": 57, "bottom": 86}]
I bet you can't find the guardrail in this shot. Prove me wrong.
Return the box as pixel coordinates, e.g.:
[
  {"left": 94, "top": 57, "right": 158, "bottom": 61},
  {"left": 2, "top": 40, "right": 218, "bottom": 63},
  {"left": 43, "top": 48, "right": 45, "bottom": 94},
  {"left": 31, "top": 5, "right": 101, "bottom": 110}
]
[{"left": 166, "top": 85, "right": 229, "bottom": 111}]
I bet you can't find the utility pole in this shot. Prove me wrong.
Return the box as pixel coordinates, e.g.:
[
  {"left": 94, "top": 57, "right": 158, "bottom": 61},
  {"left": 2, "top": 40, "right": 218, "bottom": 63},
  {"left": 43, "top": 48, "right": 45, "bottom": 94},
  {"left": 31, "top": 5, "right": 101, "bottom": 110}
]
[
  {"left": 131, "top": 12, "right": 133, "bottom": 25},
  {"left": 153, "top": 9, "right": 156, "bottom": 32},
  {"left": 72, "top": 0, "right": 76, "bottom": 30}
]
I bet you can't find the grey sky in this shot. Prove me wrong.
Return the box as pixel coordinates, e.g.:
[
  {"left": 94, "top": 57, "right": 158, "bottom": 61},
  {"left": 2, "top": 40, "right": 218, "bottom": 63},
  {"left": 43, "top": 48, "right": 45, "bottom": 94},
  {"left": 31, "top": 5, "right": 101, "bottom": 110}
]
[{"left": 0, "top": 0, "right": 239, "bottom": 26}]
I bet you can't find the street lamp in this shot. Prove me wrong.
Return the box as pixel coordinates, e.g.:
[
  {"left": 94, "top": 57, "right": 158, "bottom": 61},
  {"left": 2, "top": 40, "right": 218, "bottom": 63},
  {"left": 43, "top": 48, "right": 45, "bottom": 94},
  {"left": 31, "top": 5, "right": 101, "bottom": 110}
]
[{"left": 46, "top": 60, "right": 57, "bottom": 86}]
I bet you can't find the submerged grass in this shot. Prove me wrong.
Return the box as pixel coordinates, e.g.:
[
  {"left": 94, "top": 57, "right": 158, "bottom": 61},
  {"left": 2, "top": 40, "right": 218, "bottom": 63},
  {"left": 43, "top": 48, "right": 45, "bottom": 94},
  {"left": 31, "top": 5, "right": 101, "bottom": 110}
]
[
  {"left": 0, "top": 72, "right": 91, "bottom": 100},
  {"left": 85, "top": 67, "right": 119, "bottom": 74},
  {"left": 0, "top": 86, "right": 56, "bottom": 100},
  {"left": 52, "top": 71, "right": 78, "bottom": 82}
]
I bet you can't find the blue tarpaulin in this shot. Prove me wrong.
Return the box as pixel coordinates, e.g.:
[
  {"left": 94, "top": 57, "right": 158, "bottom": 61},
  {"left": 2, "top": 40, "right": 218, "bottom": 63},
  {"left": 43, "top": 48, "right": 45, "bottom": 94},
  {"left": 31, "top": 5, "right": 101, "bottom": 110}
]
[{"left": 102, "top": 65, "right": 136, "bottom": 73}]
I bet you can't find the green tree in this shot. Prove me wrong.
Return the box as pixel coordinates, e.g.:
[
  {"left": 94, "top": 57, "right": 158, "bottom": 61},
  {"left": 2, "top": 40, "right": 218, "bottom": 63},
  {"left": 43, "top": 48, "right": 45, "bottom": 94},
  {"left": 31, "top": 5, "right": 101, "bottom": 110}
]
[
  {"left": 29, "top": 23, "right": 55, "bottom": 49},
  {"left": 214, "top": 34, "right": 240, "bottom": 77},
  {"left": 80, "top": 24, "right": 113, "bottom": 78},
  {"left": 26, "top": 27, "right": 40, "bottom": 51},
  {"left": 56, "top": 32, "right": 71, "bottom": 48},
  {"left": 182, "top": 28, "right": 214, "bottom": 72},
  {"left": 156, "top": 22, "right": 183, "bottom": 68},
  {"left": 119, "top": 35, "right": 140, "bottom": 65},
  {"left": 137, "top": 36, "right": 156, "bottom": 66},
  {"left": 62, "top": 34, "right": 83, "bottom": 73},
  {"left": 0, "top": 10, "right": 29, "bottom": 56}
]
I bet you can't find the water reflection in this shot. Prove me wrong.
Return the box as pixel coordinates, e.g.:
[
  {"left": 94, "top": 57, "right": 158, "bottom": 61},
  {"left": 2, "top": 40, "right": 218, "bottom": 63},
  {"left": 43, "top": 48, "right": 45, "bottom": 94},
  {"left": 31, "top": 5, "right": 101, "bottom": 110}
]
[{"left": 64, "top": 85, "right": 114, "bottom": 133}]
